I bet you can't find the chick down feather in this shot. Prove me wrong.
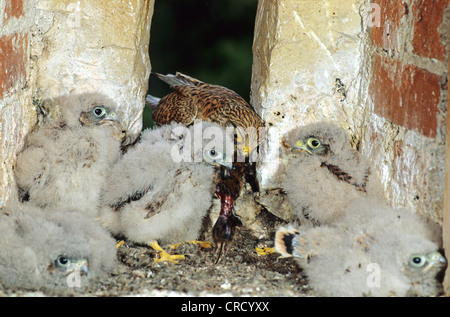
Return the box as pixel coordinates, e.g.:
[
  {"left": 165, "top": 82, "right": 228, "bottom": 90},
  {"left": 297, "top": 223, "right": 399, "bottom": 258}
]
[
  {"left": 275, "top": 198, "right": 446, "bottom": 296},
  {"left": 98, "top": 120, "right": 234, "bottom": 245},
  {"left": 14, "top": 93, "right": 125, "bottom": 218},
  {"left": 280, "top": 121, "right": 384, "bottom": 226},
  {"left": 0, "top": 204, "right": 117, "bottom": 291}
]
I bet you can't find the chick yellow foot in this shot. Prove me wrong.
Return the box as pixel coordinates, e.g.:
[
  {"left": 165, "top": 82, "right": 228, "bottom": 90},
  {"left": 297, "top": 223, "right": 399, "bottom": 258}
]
[
  {"left": 149, "top": 241, "right": 186, "bottom": 264},
  {"left": 255, "top": 247, "right": 276, "bottom": 255},
  {"left": 169, "top": 240, "right": 214, "bottom": 250},
  {"left": 116, "top": 240, "right": 126, "bottom": 248}
]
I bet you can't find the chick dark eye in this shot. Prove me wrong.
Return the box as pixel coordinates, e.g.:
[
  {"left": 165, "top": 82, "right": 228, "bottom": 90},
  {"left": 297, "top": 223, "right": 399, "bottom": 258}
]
[
  {"left": 409, "top": 254, "right": 426, "bottom": 268},
  {"left": 307, "top": 138, "right": 321, "bottom": 148},
  {"left": 56, "top": 255, "right": 69, "bottom": 267},
  {"left": 210, "top": 149, "right": 216, "bottom": 156},
  {"left": 93, "top": 107, "right": 105, "bottom": 117}
]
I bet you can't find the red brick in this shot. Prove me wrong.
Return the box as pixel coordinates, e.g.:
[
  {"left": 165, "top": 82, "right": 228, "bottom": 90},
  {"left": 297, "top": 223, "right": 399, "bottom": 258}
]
[
  {"left": 370, "top": 0, "right": 406, "bottom": 52},
  {"left": 412, "top": 0, "right": 450, "bottom": 61},
  {"left": 3, "top": 0, "right": 23, "bottom": 23},
  {"left": 370, "top": 54, "right": 441, "bottom": 138},
  {"left": 0, "top": 33, "right": 27, "bottom": 99}
]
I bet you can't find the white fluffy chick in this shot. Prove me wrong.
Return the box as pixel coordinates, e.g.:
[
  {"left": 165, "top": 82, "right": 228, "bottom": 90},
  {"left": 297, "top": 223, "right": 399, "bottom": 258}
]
[
  {"left": 275, "top": 198, "right": 446, "bottom": 296},
  {"left": 98, "top": 120, "right": 234, "bottom": 260},
  {"left": 280, "top": 121, "right": 383, "bottom": 226},
  {"left": 14, "top": 93, "right": 125, "bottom": 218},
  {"left": 0, "top": 204, "right": 117, "bottom": 291}
]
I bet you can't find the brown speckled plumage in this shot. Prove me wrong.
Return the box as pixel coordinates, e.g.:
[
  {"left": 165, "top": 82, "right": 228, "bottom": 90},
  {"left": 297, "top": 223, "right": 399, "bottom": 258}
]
[
  {"left": 147, "top": 72, "right": 264, "bottom": 157},
  {"left": 150, "top": 72, "right": 262, "bottom": 128},
  {"left": 147, "top": 72, "right": 264, "bottom": 259}
]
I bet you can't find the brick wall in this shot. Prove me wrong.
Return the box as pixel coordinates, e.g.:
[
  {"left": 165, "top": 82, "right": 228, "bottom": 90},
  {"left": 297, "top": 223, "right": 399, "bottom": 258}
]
[
  {"left": 369, "top": 0, "right": 448, "bottom": 140},
  {"left": 0, "top": 0, "right": 34, "bottom": 205},
  {"left": 3, "top": 0, "right": 23, "bottom": 23},
  {"left": 364, "top": 1, "right": 449, "bottom": 291},
  {"left": 362, "top": 0, "right": 449, "bottom": 224},
  {"left": 0, "top": 1, "right": 27, "bottom": 99},
  {"left": 371, "top": 54, "right": 441, "bottom": 139}
]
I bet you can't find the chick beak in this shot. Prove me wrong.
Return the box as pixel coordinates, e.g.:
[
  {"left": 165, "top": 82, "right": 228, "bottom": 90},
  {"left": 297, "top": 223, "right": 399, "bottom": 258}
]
[
  {"left": 294, "top": 140, "right": 312, "bottom": 154},
  {"left": 218, "top": 160, "right": 233, "bottom": 170},
  {"left": 109, "top": 112, "right": 121, "bottom": 125},
  {"left": 72, "top": 259, "right": 89, "bottom": 276},
  {"left": 422, "top": 252, "right": 447, "bottom": 273},
  {"left": 105, "top": 113, "right": 128, "bottom": 144}
]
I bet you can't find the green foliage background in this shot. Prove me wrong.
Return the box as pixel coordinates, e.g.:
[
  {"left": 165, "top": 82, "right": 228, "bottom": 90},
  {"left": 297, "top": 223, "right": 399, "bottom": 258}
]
[{"left": 144, "top": 0, "right": 258, "bottom": 129}]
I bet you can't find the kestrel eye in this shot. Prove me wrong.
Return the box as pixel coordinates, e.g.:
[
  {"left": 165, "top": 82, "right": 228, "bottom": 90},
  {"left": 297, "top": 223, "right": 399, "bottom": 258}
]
[
  {"left": 207, "top": 148, "right": 222, "bottom": 160},
  {"left": 93, "top": 106, "right": 106, "bottom": 117},
  {"left": 409, "top": 255, "right": 426, "bottom": 268},
  {"left": 308, "top": 138, "right": 321, "bottom": 148},
  {"left": 56, "top": 255, "right": 70, "bottom": 267}
]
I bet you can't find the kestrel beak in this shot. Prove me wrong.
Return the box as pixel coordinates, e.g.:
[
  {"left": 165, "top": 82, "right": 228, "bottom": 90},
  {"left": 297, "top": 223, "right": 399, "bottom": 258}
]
[
  {"left": 220, "top": 161, "right": 233, "bottom": 170},
  {"left": 294, "top": 140, "right": 312, "bottom": 154},
  {"left": 212, "top": 160, "right": 233, "bottom": 170},
  {"left": 103, "top": 112, "right": 121, "bottom": 125},
  {"left": 243, "top": 145, "right": 251, "bottom": 157},
  {"left": 235, "top": 144, "right": 248, "bottom": 158},
  {"left": 422, "top": 251, "right": 447, "bottom": 273},
  {"left": 70, "top": 258, "right": 89, "bottom": 276}
]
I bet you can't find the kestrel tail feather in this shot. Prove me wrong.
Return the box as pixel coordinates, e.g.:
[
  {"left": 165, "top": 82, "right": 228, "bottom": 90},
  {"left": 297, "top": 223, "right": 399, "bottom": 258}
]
[
  {"left": 151, "top": 72, "right": 199, "bottom": 87},
  {"left": 145, "top": 95, "right": 160, "bottom": 110}
]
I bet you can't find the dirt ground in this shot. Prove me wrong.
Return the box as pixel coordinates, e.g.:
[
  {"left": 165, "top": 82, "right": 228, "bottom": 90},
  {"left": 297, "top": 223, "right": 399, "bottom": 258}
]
[
  {"left": 91, "top": 228, "right": 310, "bottom": 297},
  {"left": 1, "top": 226, "right": 310, "bottom": 298},
  {"left": 0, "top": 189, "right": 312, "bottom": 298}
]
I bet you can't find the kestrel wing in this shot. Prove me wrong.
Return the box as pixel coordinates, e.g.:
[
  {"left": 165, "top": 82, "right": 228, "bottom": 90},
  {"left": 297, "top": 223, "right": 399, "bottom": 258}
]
[{"left": 151, "top": 88, "right": 198, "bottom": 126}]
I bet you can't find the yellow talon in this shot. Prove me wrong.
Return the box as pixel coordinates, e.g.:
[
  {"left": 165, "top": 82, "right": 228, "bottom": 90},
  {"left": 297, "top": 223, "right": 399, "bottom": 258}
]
[
  {"left": 116, "top": 240, "right": 125, "bottom": 248},
  {"left": 255, "top": 247, "right": 276, "bottom": 255},
  {"left": 169, "top": 240, "right": 214, "bottom": 250},
  {"left": 197, "top": 240, "right": 214, "bottom": 249},
  {"left": 149, "top": 241, "right": 186, "bottom": 264}
]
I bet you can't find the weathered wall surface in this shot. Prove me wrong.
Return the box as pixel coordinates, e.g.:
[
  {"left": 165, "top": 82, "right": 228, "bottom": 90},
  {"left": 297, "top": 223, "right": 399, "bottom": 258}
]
[
  {"left": 251, "top": 0, "right": 449, "bottom": 224},
  {"left": 0, "top": 0, "right": 44, "bottom": 205},
  {"left": 363, "top": 0, "right": 449, "bottom": 224},
  {"left": 0, "top": 0, "right": 154, "bottom": 206},
  {"left": 444, "top": 57, "right": 450, "bottom": 294},
  {"left": 252, "top": 0, "right": 449, "bottom": 292},
  {"left": 34, "top": 0, "right": 154, "bottom": 141},
  {"left": 367, "top": 0, "right": 449, "bottom": 293},
  {"left": 252, "top": 0, "right": 369, "bottom": 188}
]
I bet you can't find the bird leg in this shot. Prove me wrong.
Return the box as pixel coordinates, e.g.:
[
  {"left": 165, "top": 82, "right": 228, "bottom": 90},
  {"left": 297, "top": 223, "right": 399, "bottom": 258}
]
[
  {"left": 212, "top": 191, "right": 242, "bottom": 263},
  {"left": 115, "top": 240, "right": 126, "bottom": 248},
  {"left": 255, "top": 247, "right": 276, "bottom": 255},
  {"left": 169, "top": 240, "right": 214, "bottom": 250},
  {"left": 149, "top": 241, "right": 186, "bottom": 264}
]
